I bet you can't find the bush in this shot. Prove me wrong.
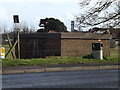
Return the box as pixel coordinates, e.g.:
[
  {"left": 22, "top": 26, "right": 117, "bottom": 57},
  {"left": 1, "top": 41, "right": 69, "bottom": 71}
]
[
  {"left": 83, "top": 53, "right": 110, "bottom": 60},
  {"left": 82, "top": 53, "right": 94, "bottom": 59},
  {"left": 103, "top": 56, "right": 110, "bottom": 60}
]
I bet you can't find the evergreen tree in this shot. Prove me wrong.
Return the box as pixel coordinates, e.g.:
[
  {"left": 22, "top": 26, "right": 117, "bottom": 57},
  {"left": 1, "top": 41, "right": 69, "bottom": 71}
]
[{"left": 37, "top": 18, "right": 67, "bottom": 32}]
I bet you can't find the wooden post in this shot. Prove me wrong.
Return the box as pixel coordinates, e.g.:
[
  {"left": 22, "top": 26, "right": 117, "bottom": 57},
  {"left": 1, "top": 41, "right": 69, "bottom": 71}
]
[
  {"left": 6, "top": 33, "right": 16, "bottom": 59},
  {"left": 17, "top": 31, "right": 20, "bottom": 59},
  {"left": 5, "top": 40, "right": 18, "bottom": 58},
  {"left": 13, "top": 15, "right": 20, "bottom": 59}
]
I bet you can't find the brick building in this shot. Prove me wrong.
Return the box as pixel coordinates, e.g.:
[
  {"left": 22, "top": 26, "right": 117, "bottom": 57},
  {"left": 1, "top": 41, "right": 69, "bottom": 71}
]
[{"left": 14, "top": 32, "right": 111, "bottom": 59}]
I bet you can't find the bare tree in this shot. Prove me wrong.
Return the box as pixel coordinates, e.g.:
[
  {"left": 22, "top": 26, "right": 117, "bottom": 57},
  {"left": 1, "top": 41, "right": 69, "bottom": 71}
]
[
  {"left": 29, "top": 24, "right": 35, "bottom": 33},
  {"left": 20, "top": 21, "right": 29, "bottom": 33},
  {"left": 12, "top": 21, "right": 30, "bottom": 33},
  {"left": 76, "top": 0, "right": 120, "bottom": 29},
  {"left": 12, "top": 23, "right": 21, "bottom": 33},
  {"left": 0, "top": 21, "right": 7, "bottom": 33}
]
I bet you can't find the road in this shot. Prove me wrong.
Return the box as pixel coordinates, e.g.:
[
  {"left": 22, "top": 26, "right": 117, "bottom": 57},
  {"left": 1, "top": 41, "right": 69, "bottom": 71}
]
[{"left": 2, "top": 69, "right": 118, "bottom": 88}]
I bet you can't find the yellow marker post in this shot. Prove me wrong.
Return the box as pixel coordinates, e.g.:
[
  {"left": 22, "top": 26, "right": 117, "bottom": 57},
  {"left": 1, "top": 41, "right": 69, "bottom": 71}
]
[{"left": 0, "top": 47, "right": 5, "bottom": 59}]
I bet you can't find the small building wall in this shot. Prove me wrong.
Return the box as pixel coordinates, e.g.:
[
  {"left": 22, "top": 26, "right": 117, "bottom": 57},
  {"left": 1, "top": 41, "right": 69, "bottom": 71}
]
[{"left": 61, "top": 39, "right": 110, "bottom": 57}]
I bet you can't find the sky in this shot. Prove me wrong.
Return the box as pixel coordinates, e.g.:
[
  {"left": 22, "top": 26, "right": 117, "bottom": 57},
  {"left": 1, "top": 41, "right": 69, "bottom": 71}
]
[{"left": 0, "top": 0, "right": 81, "bottom": 32}]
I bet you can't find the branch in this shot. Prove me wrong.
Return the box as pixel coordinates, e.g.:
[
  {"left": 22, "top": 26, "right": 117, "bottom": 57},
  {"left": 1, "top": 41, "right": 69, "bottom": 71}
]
[
  {"left": 87, "top": 12, "right": 120, "bottom": 26},
  {"left": 80, "top": 1, "right": 112, "bottom": 23}
]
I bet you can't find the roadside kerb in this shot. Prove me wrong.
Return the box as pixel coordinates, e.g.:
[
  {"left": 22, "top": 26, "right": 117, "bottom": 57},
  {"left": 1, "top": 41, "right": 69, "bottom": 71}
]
[
  {"left": 2, "top": 65, "right": 119, "bottom": 75},
  {"left": 82, "top": 66, "right": 100, "bottom": 70},
  {"left": 45, "top": 67, "right": 65, "bottom": 72},
  {"left": 24, "top": 68, "right": 46, "bottom": 73},
  {"left": 3, "top": 70, "right": 24, "bottom": 74},
  {"left": 64, "top": 67, "right": 83, "bottom": 71},
  {"left": 99, "top": 65, "right": 118, "bottom": 70}
]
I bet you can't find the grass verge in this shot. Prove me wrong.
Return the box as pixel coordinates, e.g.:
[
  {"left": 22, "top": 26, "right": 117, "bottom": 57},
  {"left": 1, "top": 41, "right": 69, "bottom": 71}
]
[{"left": 1, "top": 56, "right": 119, "bottom": 67}]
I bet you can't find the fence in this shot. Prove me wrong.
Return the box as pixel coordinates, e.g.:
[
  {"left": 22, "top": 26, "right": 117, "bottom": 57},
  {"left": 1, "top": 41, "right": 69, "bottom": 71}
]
[{"left": 17, "top": 38, "right": 61, "bottom": 59}]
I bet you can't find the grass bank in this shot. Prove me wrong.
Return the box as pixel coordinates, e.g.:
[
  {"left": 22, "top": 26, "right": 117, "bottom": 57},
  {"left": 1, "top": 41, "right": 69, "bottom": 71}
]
[{"left": 1, "top": 56, "right": 119, "bottom": 67}]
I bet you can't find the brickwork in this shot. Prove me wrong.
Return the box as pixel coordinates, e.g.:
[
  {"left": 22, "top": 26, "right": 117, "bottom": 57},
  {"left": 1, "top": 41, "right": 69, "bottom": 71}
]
[{"left": 61, "top": 39, "right": 110, "bottom": 57}]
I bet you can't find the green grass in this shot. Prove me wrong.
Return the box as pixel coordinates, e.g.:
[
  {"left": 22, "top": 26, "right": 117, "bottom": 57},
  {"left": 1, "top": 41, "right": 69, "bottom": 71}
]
[
  {"left": 1, "top": 56, "right": 119, "bottom": 67},
  {"left": 1, "top": 45, "right": 119, "bottom": 67}
]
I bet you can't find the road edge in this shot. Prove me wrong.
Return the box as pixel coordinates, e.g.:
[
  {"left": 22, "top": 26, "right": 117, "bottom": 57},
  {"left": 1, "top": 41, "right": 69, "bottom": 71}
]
[{"left": 2, "top": 65, "right": 119, "bottom": 75}]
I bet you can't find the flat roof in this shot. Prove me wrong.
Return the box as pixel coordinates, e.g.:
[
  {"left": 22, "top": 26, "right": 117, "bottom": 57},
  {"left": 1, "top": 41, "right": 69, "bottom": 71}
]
[{"left": 13, "top": 32, "right": 112, "bottom": 40}]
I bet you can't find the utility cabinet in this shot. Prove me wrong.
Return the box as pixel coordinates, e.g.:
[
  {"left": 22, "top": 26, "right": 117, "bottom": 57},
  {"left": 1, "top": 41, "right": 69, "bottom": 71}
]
[{"left": 92, "top": 42, "right": 103, "bottom": 60}]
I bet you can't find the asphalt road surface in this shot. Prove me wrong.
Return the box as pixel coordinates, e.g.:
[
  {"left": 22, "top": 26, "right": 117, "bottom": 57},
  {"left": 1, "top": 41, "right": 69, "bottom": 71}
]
[{"left": 2, "top": 69, "right": 119, "bottom": 88}]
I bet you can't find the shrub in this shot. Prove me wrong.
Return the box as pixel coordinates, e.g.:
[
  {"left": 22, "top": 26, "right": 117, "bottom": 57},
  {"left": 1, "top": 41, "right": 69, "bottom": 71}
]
[
  {"left": 82, "top": 53, "right": 94, "bottom": 59},
  {"left": 83, "top": 53, "right": 110, "bottom": 60},
  {"left": 103, "top": 56, "right": 110, "bottom": 60}
]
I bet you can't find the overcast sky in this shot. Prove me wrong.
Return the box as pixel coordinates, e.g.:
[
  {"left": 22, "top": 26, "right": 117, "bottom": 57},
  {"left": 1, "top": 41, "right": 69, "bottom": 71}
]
[{"left": 0, "top": 0, "right": 82, "bottom": 32}]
